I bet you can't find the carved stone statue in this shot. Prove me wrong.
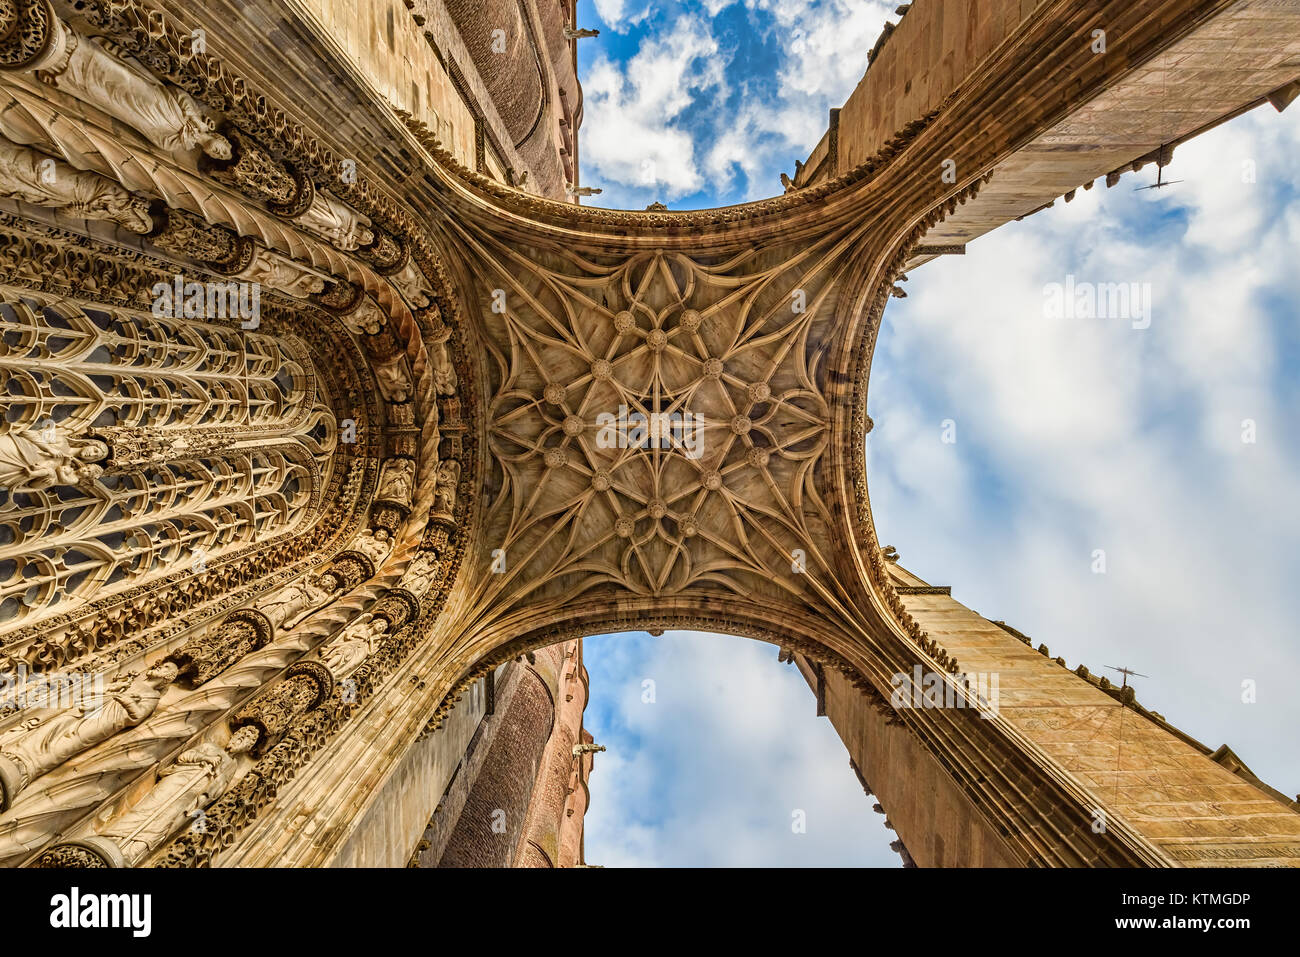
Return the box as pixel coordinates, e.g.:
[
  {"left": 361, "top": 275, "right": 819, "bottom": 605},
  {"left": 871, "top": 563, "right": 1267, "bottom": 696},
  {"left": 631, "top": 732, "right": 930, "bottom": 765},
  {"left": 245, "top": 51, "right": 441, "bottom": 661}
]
[
  {"left": 391, "top": 261, "right": 432, "bottom": 307},
  {"left": 93, "top": 725, "right": 259, "bottom": 866},
  {"left": 0, "top": 424, "right": 107, "bottom": 493},
  {"left": 431, "top": 460, "right": 460, "bottom": 520},
  {"left": 376, "top": 458, "right": 416, "bottom": 508},
  {"left": 34, "top": 20, "right": 232, "bottom": 159},
  {"left": 374, "top": 356, "right": 412, "bottom": 402},
  {"left": 342, "top": 295, "right": 387, "bottom": 336},
  {"left": 294, "top": 191, "right": 374, "bottom": 250},
  {"left": 350, "top": 528, "right": 393, "bottom": 567},
  {"left": 430, "top": 324, "right": 458, "bottom": 395},
  {"left": 319, "top": 614, "right": 389, "bottom": 680},
  {"left": 255, "top": 571, "right": 343, "bottom": 631},
  {"left": 0, "top": 661, "right": 179, "bottom": 811},
  {"left": 237, "top": 248, "right": 328, "bottom": 298},
  {"left": 0, "top": 138, "right": 153, "bottom": 233},
  {"left": 399, "top": 551, "right": 442, "bottom": 597}
]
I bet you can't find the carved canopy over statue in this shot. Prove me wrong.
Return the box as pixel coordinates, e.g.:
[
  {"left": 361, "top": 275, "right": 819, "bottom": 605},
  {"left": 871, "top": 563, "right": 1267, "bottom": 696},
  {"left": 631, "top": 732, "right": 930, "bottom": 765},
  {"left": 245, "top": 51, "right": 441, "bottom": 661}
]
[
  {"left": 254, "top": 571, "right": 344, "bottom": 632},
  {"left": 0, "top": 424, "right": 108, "bottom": 493}
]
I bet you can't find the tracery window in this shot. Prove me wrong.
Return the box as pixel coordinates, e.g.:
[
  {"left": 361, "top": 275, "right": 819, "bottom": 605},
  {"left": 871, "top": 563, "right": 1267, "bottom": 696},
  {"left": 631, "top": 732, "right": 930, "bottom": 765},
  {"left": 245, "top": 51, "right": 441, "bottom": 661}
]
[{"left": 0, "top": 289, "right": 337, "bottom": 632}]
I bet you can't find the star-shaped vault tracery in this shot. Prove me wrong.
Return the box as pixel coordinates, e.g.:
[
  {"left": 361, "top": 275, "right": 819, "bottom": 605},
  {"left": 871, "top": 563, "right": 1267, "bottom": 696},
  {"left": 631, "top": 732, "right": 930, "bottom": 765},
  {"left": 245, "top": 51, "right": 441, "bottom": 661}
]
[{"left": 451, "top": 216, "right": 861, "bottom": 614}]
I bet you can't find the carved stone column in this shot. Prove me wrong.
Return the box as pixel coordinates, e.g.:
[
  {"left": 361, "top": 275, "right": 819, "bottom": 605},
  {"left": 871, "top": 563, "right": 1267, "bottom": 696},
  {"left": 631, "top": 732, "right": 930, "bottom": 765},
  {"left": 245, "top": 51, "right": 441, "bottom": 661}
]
[{"left": 370, "top": 588, "right": 419, "bottom": 631}]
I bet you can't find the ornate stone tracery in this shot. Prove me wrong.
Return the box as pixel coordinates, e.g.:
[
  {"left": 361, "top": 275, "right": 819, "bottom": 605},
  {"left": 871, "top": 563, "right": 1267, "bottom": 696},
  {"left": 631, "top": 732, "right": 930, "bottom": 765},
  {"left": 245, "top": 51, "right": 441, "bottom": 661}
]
[{"left": 0, "top": 0, "right": 1292, "bottom": 871}]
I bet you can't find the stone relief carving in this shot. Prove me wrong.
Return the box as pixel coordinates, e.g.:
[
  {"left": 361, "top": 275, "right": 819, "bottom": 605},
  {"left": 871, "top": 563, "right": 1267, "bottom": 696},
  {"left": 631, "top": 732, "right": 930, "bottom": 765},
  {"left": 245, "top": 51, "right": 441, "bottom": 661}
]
[
  {"left": 78, "top": 725, "right": 260, "bottom": 866},
  {"left": 236, "top": 246, "right": 328, "bottom": 298},
  {"left": 350, "top": 528, "right": 393, "bottom": 567},
  {"left": 0, "top": 137, "right": 152, "bottom": 232},
  {"left": 0, "top": 661, "right": 178, "bottom": 811},
  {"left": 318, "top": 614, "right": 388, "bottom": 681},
  {"left": 294, "top": 190, "right": 373, "bottom": 250},
  {"left": 375, "top": 458, "right": 416, "bottom": 508},
  {"left": 399, "top": 551, "right": 441, "bottom": 597},
  {"left": 391, "top": 261, "right": 432, "bottom": 307},
  {"left": 374, "top": 354, "right": 412, "bottom": 402},
  {"left": 0, "top": 0, "right": 478, "bottom": 867},
  {"left": 0, "top": 423, "right": 107, "bottom": 492},
  {"left": 430, "top": 323, "right": 458, "bottom": 395},
  {"left": 431, "top": 460, "right": 460, "bottom": 520},
  {"left": 254, "top": 571, "right": 343, "bottom": 632},
  {"left": 28, "top": 13, "right": 231, "bottom": 159}
]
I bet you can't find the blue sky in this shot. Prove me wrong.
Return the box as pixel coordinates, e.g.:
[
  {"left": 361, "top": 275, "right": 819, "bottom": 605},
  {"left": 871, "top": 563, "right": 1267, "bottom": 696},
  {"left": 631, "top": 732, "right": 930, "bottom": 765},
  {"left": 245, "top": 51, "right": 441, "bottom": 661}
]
[{"left": 574, "top": 0, "right": 1300, "bottom": 867}]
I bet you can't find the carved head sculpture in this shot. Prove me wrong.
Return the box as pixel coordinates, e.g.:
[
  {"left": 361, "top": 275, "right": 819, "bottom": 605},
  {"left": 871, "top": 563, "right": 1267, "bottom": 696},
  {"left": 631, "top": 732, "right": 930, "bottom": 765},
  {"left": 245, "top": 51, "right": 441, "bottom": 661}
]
[
  {"left": 316, "top": 572, "right": 342, "bottom": 593},
  {"left": 76, "top": 440, "right": 109, "bottom": 463},
  {"left": 73, "top": 463, "right": 104, "bottom": 486},
  {"left": 145, "top": 660, "right": 180, "bottom": 687},
  {"left": 226, "top": 724, "right": 260, "bottom": 755},
  {"left": 199, "top": 130, "right": 233, "bottom": 161}
]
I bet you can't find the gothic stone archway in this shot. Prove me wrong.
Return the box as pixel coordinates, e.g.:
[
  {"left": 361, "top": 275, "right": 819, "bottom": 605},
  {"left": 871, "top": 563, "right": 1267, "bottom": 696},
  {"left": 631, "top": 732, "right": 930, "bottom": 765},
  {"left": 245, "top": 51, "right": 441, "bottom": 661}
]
[{"left": 1, "top": 0, "right": 1298, "bottom": 868}]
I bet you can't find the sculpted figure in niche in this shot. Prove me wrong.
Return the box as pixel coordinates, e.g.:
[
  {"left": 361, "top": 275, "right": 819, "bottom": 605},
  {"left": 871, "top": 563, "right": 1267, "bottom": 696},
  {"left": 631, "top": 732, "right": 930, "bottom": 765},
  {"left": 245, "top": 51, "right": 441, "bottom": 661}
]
[
  {"left": 399, "top": 551, "right": 441, "bottom": 597},
  {"left": 0, "top": 661, "right": 178, "bottom": 810},
  {"left": 255, "top": 571, "right": 342, "bottom": 631},
  {"left": 351, "top": 528, "right": 393, "bottom": 567},
  {"left": 35, "top": 23, "right": 231, "bottom": 159},
  {"left": 430, "top": 324, "right": 458, "bottom": 395},
  {"left": 375, "top": 458, "right": 415, "bottom": 508},
  {"left": 340, "top": 296, "right": 387, "bottom": 337},
  {"left": 391, "top": 262, "right": 432, "bottom": 308},
  {"left": 432, "top": 460, "right": 460, "bottom": 519},
  {"left": 95, "top": 725, "right": 259, "bottom": 865},
  {"left": 238, "top": 248, "right": 327, "bottom": 298},
  {"left": 319, "top": 614, "right": 389, "bottom": 680},
  {"left": 0, "top": 425, "right": 107, "bottom": 493},
  {"left": 374, "top": 356, "right": 412, "bottom": 403},
  {"left": 0, "top": 139, "right": 153, "bottom": 233},
  {"left": 295, "top": 191, "right": 373, "bottom": 250}
]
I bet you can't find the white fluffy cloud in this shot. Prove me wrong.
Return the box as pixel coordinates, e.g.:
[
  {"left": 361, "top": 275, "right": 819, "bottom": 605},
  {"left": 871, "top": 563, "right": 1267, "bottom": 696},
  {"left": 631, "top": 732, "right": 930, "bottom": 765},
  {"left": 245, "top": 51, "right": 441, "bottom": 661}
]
[
  {"left": 871, "top": 105, "right": 1300, "bottom": 793},
  {"left": 581, "top": 1, "right": 894, "bottom": 205},
  {"left": 581, "top": 15, "right": 728, "bottom": 205},
  {"left": 582, "top": 632, "right": 900, "bottom": 866}
]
